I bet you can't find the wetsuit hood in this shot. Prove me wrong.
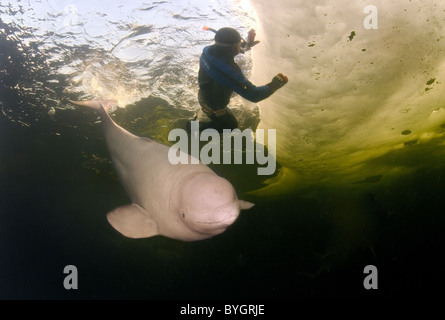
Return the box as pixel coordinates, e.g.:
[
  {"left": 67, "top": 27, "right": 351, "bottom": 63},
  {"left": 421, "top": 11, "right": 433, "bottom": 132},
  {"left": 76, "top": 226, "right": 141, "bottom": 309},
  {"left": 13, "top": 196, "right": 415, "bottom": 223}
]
[{"left": 214, "top": 27, "right": 241, "bottom": 47}]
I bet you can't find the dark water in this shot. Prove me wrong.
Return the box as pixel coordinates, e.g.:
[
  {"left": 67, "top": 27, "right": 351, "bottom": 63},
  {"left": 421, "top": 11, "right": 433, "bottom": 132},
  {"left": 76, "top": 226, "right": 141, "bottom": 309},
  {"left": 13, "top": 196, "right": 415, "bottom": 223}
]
[
  {"left": 1, "top": 1, "right": 444, "bottom": 301},
  {"left": 2, "top": 108, "right": 444, "bottom": 300}
]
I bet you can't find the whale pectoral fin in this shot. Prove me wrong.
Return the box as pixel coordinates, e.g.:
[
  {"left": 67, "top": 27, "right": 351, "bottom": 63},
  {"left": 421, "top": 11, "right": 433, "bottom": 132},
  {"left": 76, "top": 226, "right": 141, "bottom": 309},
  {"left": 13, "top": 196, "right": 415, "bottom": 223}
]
[
  {"left": 106, "top": 204, "right": 159, "bottom": 239},
  {"left": 238, "top": 200, "right": 255, "bottom": 210}
]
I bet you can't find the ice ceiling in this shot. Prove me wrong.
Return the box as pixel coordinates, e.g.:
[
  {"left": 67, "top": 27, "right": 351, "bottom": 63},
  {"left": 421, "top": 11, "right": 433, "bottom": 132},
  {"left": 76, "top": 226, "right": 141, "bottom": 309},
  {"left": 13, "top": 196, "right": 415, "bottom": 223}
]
[{"left": 249, "top": 0, "right": 445, "bottom": 192}]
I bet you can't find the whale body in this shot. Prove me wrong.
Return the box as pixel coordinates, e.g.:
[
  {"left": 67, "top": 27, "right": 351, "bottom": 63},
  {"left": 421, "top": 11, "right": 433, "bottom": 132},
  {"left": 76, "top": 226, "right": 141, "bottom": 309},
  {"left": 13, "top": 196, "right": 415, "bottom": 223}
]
[{"left": 70, "top": 100, "right": 254, "bottom": 241}]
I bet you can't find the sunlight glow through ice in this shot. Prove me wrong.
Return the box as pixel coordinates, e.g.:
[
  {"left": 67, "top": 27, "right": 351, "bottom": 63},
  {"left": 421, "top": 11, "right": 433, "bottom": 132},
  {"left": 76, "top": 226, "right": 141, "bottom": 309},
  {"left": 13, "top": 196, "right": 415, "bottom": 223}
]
[{"left": 249, "top": 0, "right": 445, "bottom": 192}]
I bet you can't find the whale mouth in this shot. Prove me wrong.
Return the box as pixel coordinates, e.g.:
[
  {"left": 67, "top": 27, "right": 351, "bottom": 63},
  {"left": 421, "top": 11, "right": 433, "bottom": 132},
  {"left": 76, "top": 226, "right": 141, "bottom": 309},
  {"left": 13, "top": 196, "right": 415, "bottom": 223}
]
[
  {"left": 192, "top": 200, "right": 240, "bottom": 227},
  {"left": 196, "top": 214, "right": 238, "bottom": 227}
]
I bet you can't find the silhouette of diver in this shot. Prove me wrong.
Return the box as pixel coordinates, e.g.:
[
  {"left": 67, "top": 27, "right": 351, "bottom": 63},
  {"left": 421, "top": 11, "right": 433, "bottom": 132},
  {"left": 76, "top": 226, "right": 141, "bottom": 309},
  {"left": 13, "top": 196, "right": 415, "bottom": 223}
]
[{"left": 192, "top": 27, "right": 288, "bottom": 132}]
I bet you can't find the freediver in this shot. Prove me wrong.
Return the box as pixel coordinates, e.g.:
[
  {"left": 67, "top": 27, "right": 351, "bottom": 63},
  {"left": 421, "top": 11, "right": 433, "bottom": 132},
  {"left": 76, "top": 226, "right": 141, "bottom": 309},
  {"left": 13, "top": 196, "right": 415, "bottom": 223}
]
[{"left": 191, "top": 27, "right": 289, "bottom": 132}]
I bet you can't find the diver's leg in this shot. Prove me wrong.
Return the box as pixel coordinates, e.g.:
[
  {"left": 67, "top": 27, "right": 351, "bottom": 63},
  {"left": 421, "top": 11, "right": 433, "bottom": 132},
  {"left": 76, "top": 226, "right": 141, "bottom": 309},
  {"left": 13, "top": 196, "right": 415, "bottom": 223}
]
[
  {"left": 201, "top": 108, "right": 238, "bottom": 133},
  {"left": 217, "top": 108, "right": 238, "bottom": 130},
  {"left": 186, "top": 116, "right": 215, "bottom": 132},
  {"left": 189, "top": 107, "right": 238, "bottom": 132},
  {"left": 197, "top": 120, "right": 214, "bottom": 131}
]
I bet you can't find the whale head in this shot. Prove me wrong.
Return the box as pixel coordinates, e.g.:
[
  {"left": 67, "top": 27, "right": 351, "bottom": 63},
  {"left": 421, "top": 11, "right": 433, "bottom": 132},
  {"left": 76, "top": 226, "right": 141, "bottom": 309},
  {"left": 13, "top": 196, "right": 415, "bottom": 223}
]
[{"left": 179, "top": 172, "right": 254, "bottom": 237}]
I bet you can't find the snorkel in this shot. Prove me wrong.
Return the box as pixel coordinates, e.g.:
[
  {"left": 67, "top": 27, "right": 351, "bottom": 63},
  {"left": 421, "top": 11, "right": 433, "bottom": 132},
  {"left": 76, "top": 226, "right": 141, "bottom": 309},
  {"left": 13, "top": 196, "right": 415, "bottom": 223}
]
[{"left": 202, "top": 26, "right": 217, "bottom": 33}]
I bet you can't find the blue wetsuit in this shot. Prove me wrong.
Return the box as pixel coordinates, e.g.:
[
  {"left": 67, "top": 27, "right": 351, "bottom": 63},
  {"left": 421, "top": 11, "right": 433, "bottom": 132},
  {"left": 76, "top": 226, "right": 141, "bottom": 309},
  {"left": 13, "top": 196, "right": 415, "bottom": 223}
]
[{"left": 197, "top": 45, "right": 272, "bottom": 131}]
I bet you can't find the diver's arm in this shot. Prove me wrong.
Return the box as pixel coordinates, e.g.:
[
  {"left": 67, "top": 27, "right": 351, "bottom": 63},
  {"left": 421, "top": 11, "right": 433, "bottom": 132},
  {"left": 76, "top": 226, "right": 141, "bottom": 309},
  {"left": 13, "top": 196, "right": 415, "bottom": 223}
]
[
  {"left": 235, "top": 73, "right": 288, "bottom": 102},
  {"left": 235, "top": 81, "right": 272, "bottom": 102},
  {"left": 200, "top": 47, "right": 288, "bottom": 102}
]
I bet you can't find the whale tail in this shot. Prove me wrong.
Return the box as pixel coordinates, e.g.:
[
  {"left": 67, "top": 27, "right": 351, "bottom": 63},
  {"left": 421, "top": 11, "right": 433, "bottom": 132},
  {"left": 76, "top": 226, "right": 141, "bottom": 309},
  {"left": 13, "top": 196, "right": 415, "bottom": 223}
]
[{"left": 69, "top": 100, "right": 117, "bottom": 112}]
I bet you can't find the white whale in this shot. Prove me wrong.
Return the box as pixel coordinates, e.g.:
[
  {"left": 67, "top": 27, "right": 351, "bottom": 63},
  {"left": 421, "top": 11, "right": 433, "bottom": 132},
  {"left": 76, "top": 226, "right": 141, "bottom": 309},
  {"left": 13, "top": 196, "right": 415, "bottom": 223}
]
[{"left": 70, "top": 100, "right": 254, "bottom": 241}]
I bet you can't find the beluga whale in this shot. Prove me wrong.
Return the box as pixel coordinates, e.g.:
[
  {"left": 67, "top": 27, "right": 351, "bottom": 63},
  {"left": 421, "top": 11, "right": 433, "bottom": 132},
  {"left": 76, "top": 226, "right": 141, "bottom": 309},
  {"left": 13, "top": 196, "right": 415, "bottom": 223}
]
[{"left": 69, "top": 100, "right": 254, "bottom": 241}]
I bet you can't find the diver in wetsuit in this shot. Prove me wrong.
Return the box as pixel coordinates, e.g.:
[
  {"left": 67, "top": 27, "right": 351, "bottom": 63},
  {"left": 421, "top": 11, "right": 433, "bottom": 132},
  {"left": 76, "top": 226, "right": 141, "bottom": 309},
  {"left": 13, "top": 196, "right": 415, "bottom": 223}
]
[{"left": 196, "top": 27, "right": 288, "bottom": 132}]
